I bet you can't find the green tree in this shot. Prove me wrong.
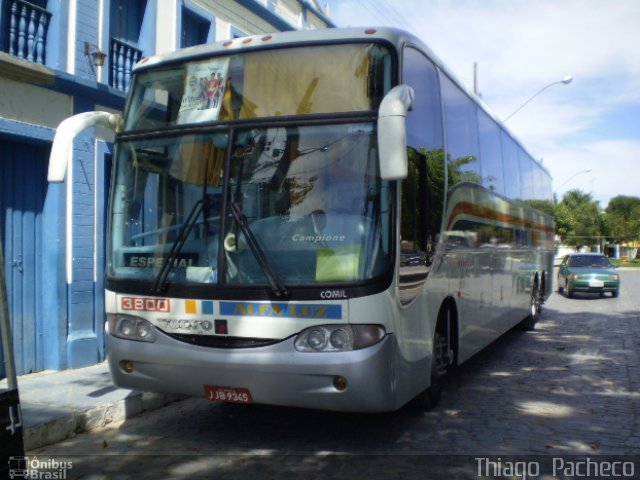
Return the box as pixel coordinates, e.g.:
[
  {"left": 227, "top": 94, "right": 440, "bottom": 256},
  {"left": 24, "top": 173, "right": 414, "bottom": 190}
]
[
  {"left": 604, "top": 195, "right": 640, "bottom": 243},
  {"left": 554, "top": 202, "right": 575, "bottom": 239},
  {"left": 555, "top": 189, "right": 602, "bottom": 248}
]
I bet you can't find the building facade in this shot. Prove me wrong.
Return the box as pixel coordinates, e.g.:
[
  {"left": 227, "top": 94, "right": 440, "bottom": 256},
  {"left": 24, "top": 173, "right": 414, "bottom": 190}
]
[{"left": 0, "top": 0, "right": 333, "bottom": 376}]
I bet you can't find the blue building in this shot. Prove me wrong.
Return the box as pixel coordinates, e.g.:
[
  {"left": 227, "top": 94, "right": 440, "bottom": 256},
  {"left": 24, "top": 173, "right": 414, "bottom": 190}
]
[{"left": 0, "top": 0, "right": 333, "bottom": 376}]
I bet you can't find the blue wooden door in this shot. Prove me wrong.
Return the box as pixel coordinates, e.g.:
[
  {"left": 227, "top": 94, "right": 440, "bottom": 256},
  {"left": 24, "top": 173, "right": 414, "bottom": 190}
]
[{"left": 0, "top": 138, "right": 48, "bottom": 375}]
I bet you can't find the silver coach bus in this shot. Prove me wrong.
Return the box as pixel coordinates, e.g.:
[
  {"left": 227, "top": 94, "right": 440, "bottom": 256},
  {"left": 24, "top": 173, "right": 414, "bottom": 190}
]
[{"left": 48, "top": 27, "right": 554, "bottom": 412}]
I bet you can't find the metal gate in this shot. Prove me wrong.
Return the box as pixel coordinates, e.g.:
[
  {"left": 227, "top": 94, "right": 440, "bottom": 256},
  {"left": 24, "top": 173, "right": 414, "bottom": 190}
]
[{"left": 0, "top": 138, "right": 48, "bottom": 376}]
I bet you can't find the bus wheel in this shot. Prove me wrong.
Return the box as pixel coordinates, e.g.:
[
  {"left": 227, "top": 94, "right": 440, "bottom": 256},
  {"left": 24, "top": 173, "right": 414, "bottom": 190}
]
[
  {"left": 412, "top": 331, "right": 445, "bottom": 410},
  {"left": 413, "top": 308, "right": 453, "bottom": 410},
  {"left": 519, "top": 279, "right": 541, "bottom": 331}
]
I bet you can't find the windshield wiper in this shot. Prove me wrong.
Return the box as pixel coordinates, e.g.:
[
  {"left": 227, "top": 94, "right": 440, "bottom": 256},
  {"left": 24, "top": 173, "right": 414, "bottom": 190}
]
[
  {"left": 229, "top": 201, "right": 289, "bottom": 298},
  {"left": 152, "top": 199, "right": 204, "bottom": 293}
]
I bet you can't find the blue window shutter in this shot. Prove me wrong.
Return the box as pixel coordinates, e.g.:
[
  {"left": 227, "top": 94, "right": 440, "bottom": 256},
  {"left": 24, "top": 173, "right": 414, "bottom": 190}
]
[
  {"left": 110, "top": 0, "right": 147, "bottom": 44},
  {"left": 181, "top": 6, "right": 209, "bottom": 48}
]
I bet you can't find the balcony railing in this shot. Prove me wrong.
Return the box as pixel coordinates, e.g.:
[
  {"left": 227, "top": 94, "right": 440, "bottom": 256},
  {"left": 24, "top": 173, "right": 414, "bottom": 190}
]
[
  {"left": 110, "top": 38, "right": 143, "bottom": 92},
  {"left": 4, "top": 0, "right": 52, "bottom": 64}
]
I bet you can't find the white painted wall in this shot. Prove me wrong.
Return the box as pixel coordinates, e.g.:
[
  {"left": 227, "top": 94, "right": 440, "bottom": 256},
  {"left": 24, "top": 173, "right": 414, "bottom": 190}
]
[{"left": 0, "top": 78, "right": 72, "bottom": 129}]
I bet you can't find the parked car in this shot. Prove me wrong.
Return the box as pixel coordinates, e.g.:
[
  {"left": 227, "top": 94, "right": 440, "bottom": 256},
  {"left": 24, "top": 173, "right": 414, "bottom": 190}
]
[{"left": 557, "top": 253, "right": 620, "bottom": 298}]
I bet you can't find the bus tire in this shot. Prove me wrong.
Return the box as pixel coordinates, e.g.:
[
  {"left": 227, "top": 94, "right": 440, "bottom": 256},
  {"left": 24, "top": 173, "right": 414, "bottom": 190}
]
[
  {"left": 519, "top": 277, "right": 541, "bottom": 331},
  {"left": 413, "top": 305, "right": 455, "bottom": 410},
  {"left": 412, "top": 331, "right": 444, "bottom": 411},
  {"left": 413, "top": 372, "right": 442, "bottom": 411}
]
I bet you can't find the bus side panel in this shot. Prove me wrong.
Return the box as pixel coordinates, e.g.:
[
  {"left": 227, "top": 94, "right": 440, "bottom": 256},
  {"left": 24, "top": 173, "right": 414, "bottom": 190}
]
[
  {"left": 349, "top": 287, "right": 440, "bottom": 408},
  {"left": 438, "top": 184, "right": 553, "bottom": 364}
]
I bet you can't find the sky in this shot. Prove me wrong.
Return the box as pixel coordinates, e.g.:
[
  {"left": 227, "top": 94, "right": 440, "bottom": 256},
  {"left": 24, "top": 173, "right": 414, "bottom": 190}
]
[{"left": 322, "top": 0, "right": 640, "bottom": 208}]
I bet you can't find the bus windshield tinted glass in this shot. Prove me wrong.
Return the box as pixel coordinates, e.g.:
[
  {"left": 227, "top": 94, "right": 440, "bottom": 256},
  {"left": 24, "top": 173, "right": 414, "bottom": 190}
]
[
  {"left": 108, "top": 123, "right": 392, "bottom": 286},
  {"left": 125, "top": 43, "right": 392, "bottom": 130},
  {"left": 109, "top": 133, "right": 228, "bottom": 285}
]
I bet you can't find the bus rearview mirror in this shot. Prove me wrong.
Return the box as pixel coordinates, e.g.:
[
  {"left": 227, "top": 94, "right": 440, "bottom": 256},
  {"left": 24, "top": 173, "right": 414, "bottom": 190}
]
[
  {"left": 377, "top": 84, "right": 414, "bottom": 181},
  {"left": 48, "top": 112, "right": 122, "bottom": 183}
]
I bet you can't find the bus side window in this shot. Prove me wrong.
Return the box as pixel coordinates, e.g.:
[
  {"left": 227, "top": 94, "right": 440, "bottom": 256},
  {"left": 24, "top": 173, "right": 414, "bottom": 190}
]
[
  {"left": 399, "top": 151, "right": 429, "bottom": 304},
  {"left": 401, "top": 150, "right": 427, "bottom": 258},
  {"left": 399, "top": 47, "right": 444, "bottom": 304}
]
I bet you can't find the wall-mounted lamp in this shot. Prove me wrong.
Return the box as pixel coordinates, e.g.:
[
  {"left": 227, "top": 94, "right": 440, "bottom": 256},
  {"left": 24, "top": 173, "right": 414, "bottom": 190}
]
[{"left": 84, "top": 41, "right": 107, "bottom": 67}]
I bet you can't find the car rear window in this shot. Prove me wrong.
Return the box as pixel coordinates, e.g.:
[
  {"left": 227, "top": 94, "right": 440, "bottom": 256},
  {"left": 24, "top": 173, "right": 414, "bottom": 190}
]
[{"left": 568, "top": 255, "right": 611, "bottom": 268}]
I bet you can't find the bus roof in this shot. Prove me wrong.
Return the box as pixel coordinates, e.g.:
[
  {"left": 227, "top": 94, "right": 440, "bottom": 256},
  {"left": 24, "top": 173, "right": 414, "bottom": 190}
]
[
  {"left": 134, "top": 27, "right": 433, "bottom": 72},
  {"left": 132, "top": 26, "right": 550, "bottom": 179}
]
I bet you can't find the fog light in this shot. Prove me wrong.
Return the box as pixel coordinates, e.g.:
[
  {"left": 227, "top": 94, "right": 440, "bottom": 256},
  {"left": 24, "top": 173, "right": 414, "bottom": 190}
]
[
  {"left": 333, "top": 375, "right": 348, "bottom": 391},
  {"left": 121, "top": 360, "right": 134, "bottom": 373}
]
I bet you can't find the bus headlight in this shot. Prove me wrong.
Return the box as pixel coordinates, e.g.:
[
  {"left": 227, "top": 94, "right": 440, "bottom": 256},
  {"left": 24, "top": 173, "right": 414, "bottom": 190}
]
[
  {"left": 107, "top": 314, "right": 157, "bottom": 343},
  {"left": 294, "top": 325, "right": 385, "bottom": 352},
  {"left": 330, "top": 328, "right": 351, "bottom": 349},
  {"left": 307, "top": 328, "right": 329, "bottom": 350}
]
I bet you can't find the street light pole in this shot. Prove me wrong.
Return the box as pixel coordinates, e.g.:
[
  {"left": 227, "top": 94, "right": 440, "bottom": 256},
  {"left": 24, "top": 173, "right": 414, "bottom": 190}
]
[
  {"left": 504, "top": 75, "right": 573, "bottom": 122},
  {"left": 556, "top": 168, "right": 592, "bottom": 190}
]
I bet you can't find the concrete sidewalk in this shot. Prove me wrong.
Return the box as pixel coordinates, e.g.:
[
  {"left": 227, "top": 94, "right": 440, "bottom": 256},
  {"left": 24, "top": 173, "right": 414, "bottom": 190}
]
[{"left": 2, "top": 362, "right": 183, "bottom": 451}]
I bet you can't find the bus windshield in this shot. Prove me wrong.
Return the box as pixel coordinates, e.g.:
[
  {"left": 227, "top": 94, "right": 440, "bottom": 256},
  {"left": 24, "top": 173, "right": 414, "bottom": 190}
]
[
  {"left": 108, "top": 123, "right": 392, "bottom": 288},
  {"left": 125, "top": 43, "right": 392, "bottom": 130}
]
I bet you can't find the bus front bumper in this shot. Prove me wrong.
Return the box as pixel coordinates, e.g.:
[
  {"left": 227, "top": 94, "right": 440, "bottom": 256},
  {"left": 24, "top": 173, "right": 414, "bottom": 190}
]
[{"left": 106, "top": 330, "right": 398, "bottom": 413}]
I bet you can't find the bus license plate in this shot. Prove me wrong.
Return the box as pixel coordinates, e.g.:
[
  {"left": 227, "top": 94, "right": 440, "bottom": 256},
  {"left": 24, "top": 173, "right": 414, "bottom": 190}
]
[
  {"left": 589, "top": 280, "right": 604, "bottom": 287},
  {"left": 204, "top": 385, "right": 253, "bottom": 404}
]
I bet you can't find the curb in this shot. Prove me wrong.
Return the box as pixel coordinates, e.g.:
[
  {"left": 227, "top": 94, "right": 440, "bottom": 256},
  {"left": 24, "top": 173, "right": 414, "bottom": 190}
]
[{"left": 24, "top": 392, "right": 186, "bottom": 451}]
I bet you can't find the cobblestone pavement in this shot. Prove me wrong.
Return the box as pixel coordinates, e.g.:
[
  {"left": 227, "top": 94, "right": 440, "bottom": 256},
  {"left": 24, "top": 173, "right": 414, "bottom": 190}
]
[{"left": 28, "top": 271, "right": 640, "bottom": 479}]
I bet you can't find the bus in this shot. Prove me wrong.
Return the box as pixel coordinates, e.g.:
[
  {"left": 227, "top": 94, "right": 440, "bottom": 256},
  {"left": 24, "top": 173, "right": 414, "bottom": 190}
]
[{"left": 48, "top": 27, "right": 554, "bottom": 413}]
